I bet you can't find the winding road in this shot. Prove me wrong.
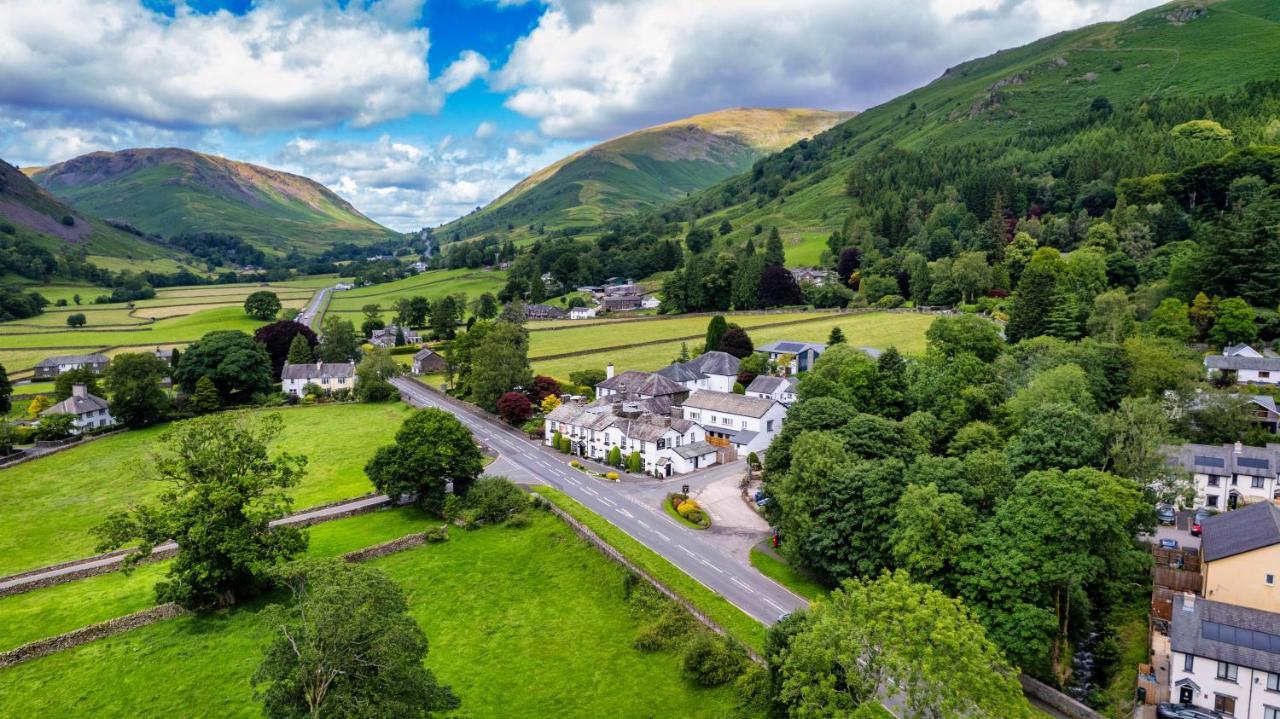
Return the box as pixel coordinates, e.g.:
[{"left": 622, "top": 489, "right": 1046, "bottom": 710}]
[{"left": 296, "top": 287, "right": 331, "bottom": 330}]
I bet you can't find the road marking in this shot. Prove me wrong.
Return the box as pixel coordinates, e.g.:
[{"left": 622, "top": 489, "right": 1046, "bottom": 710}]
[
  {"left": 761, "top": 596, "right": 785, "bottom": 612},
  {"left": 653, "top": 531, "right": 670, "bottom": 541},
  {"left": 678, "top": 546, "right": 698, "bottom": 558},
  {"left": 730, "top": 577, "right": 754, "bottom": 592},
  {"left": 598, "top": 497, "right": 616, "bottom": 508},
  {"left": 580, "top": 486, "right": 598, "bottom": 497},
  {"left": 616, "top": 508, "right": 633, "bottom": 518},
  {"left": 637, "top": 520, "right": 649, "bottom": 529}
]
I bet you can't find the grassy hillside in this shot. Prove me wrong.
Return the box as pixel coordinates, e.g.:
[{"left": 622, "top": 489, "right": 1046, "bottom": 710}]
[
  {"left": 28, "top": 148, "right": 401, "bottom": 256},
  {"left": 442, "top": 108, "right": 851, "bottom": 239}
]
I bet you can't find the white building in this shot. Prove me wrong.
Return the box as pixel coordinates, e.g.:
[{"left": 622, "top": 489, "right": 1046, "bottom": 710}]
[
  {"left": 746, "top": 375, "right": 798, "bottom": 405},
  {"left": 281, "top": 361, "right": 356, "bottom": 397},
  {"left": 1168, "top": 442, "right": 1280, "bottom": 510},
  {"left": 544, "top": 396, "right": 718, "bottom": 476},
  {"left": 40, "top": 384, "right": 114, "bottom": 433},
  {"left": 369, "top": 324, "right": 421, "bottom": 348},
  {"left": 656, "top": 351, "right": 741, "bottom": 393},
  {"left": 569, "top": 306, "right": 598, "bottom": 320},
  {"left": 756, "top": 341, "right": 828, "bottom": 374},
  {"left": 641, "top": 296, "right": 661, "bottom": 310},
  {"left": 595, "top": 368, "right": 689, "bottom": 401},
  {"left": 33, "top": 353, "right": 110, "bottom": 379},
  {"left": 679, "top": 390, "right": 787, "bottom": 456},
  {"left": 1206, "top": 345, "right": 1280, "bottom": 386},
  {"left": 1168, "top": 593, "right": 1280, "bottom": 718}
]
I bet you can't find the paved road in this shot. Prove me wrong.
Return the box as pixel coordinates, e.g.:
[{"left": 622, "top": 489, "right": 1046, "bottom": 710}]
[
  {"left": 297, "top": 287, "right": 331, "bottom": 330},
  {"left": 390, "top": 376, "right": 807, "bottom": 625}
]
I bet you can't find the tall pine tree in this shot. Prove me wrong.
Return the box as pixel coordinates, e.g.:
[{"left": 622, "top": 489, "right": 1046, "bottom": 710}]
[{"left": 286, "top": 333, "right": 314, "bottom": 365}]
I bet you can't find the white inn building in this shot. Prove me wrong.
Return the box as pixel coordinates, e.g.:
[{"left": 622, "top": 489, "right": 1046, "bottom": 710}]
[{"left": 544, "top": 395, "right": 718, "bottom": 476}]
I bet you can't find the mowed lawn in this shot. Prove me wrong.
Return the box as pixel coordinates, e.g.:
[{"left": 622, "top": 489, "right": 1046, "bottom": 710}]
[
  {"left": 0, "top": 512, "right": 737, "bottom": 719},
  {"left": 533, "top": 310, "right": 936, "bottom": 380},
  {"left": 0, "top": 403, "right": 411, "bottom": 576}
]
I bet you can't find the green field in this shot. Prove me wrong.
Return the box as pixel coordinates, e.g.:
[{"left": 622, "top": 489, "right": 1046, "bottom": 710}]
[
  {"left": 532, "top": 311, "right": 935, "bottom": 381},
  {"left": 0, "top": 403, "right": 410, "bottom": 576},
  {"left": 527, "top": 310, "right": 834, "bottom": 358},
  {"left": 0, "top": 306, "right": 272, "bottom": 351},
  {"left": 326, "top": 269, "right": 507, "bottom": 314},
  {"left": 0, "top": 511, "right": 736, "bottom": 719}
]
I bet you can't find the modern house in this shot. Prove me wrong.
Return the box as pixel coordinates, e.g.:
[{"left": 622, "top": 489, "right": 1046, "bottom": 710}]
[
  {"left": 1167, "top": 593, "right": 1280, "bottom": 718},
  {"left": 746, "top": 375, "right": 798, "bottom": 405},
  {"left": 756, "top": 341, "right": 827, "bottom": 374},
  {"left": 657, "top": 351, "right": 741, "bottom": 393},
  {"left": 33, "top": 353, "right": 110, "bottom": 379},
  {"left": 1168, "top": 442, "right": 1280, "bottom": 510},
  {"left": 525, "top": 304, "right": 567, "bottom": 321},
  {"left": 281, "top": 361, "right": 357, "bottom": 397},
  {"left": 369, "top": 324, "right": 421, "bottom": 348},
  {"left": 544, "top": 395, "right": 718, "bottom": 476},
  {"left": 1206, "top": 345, "right": 1280, "bottom": 386},
  {"left": 678, "top": 390, "right": 787, "bottom": 456},
  {"left": 1200, "top": 503, "right": 1280, "bottom": 613},
  {"left": 411, "top": 348, "right": 446, "bottom": 375},
  {"left": 39, "top": 384, "right": 114, "bottom": 433},
  {"left": 595, "top": 368, "right": 689, "bottom": 403}
]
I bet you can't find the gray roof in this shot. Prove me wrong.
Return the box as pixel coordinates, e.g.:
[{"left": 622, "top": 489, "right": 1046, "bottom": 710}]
[
  {"left": 412, "top": 348, "right": 440, "bottom": 361},
  {"left": 746, "top": 375, "right": 787, "bottom": 394},
  {"left": 1167, "top": 442, "right": 1280, "bottom": 478},
  {"left": 41, "top": 392, "right": 109, "bottom": 416},
  {"left": 596, "top": 370, "right": 687, "bottom": 397},
  {"left": 36, "top": 353, "right": 109, "bottom": 367},
  {"left": 756, "top": 341, "right": 827, "bottom": 356},
  {"left": 1170, "top": 595, "right": 1280, "bottom": 673},
  {"left": 686, "top": 351, "right": 740, "bottom": 377},
  {"left": 547, "top": 395, "right": 693, "bottom": 442},
  {"left": 281, "top": 362, "right": 356, "bottom": 380},
  {"left": 1205, "top": 354, "right": 1280, "bottom": 372},
  {"left": 682, "top": 390, "right": 779, "bottom": 418},
  {"left": 656, "top": 362, "right": 703, "bottom": 383},
  {"left": 1201, "top": 501, "right": 1280, "bottom": 562},
  {"left": 674, "top": 440, "right": 719, "bottom": 459},
  {"left": 1224, "top": 344, "right": 1260, "bottom": 357}
]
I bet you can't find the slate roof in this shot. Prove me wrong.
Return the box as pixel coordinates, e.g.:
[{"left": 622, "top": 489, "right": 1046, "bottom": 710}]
[
  {"left": 547, "top": 395, "right": 693, "bottom": 442},
  {"left": 756, "top": 341, "right": 827, "bottom": 356},
  {"left": 41, "top": 391, "right": 110, "bottom": 417},
  {"left": 746, "top": 375, "right": 787, "bottom": 394},
  {"left": 1224, "top": 344, "right": 1262, "bottom": 357},
  {"left": 1205, "top": 354, "right": 1280, "bottom": 372},
  {"left": 1171, "top": 595, "right": 1280, "bottom": 673},
  {"left": 1168, "top": 442, "right": 1280, "bottom": 478},
  {"left": 35, "top": 353, "right": 109, "bottom": 368},
  {"left": 682, "top": 390, "right": 778, "bottom": 418},
  {"left": 674, "top": 441, "right": 718, "bottom": 459},
  {"left": 412, "top": 348, "right": 440, "bottom": 361},
  {"left": 281, "top": 362, "right": 356, "bottom": 380},
  {"left": 686, "top": 351, "right": 740, "bottom": 377},
  {"left": 656, "top": 362, "right": 704, "bottom": 383},
  {"left": 596, "top": 370, "right": 687, "bottom": 397},
  {"left": 1201, "top": 501, "right": 1280, "bottom": 562}
]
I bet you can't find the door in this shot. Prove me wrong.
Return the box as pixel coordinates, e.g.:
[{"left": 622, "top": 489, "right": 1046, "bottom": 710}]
[
  {"left": 1229, "top": 491, "right": 1240, "bottom": 510},
  {"left": 1179, "top": 685, "right": 1193, "bottom": 704}
]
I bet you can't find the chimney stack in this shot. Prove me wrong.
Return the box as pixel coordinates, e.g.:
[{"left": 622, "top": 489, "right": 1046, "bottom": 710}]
[
  {"left": 1182, "top": 592, "right": 1196, "bottom": 612},
  {"left": 1235, "top": 441, "right": 1244, "bottom": 454},
  {"left": 71, "top": 383, "right": 87, "bottom": 399},
  {"left": 606, "top": 362, "right": 615, "bottom": 380}
]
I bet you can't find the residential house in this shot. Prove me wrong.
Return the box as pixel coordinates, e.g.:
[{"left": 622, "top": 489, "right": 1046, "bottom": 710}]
[
  {"left": 152, "top": 347, "right": 177, "bottom": 366},
  {"left": 281, "top": 361, "right": 356, "bottom": 397},
  {"left": 791, "top": 268, "right": 833, "bottom": 286},
  {"left": 1168, "top": 443, "right": 1280, "bottom": 510},
  {"left": 603, "top": 283, "right": 643, "bottom": 297},
  {"left": 1167, "top": 593, "right": 1280, "bottom": 718},
  {"left": 33, "top": 353, "right": 110, "bottom": 379},
  {"left": 544, "top": 395, "right": 718, "bottom": 476},
  {"left": 40, "top": 384, "right": 113, "bottom": 433},
  {"left": 678, "top": 390, "right": 787, "bottom": 456},
  {"left": 1206, "top": 345, "right": 1280, "bottom": 386},
  {"left": 602, "top": 294, "right": 646, "bottom": 312},
  {"left": 569, "top": 306, "right": 598, "bottom": 320},
  {"left": 411, "top": 348, "right": 446, "bottom": 375},
  {"left": 525, "top": 304, "right": 567, "bottom": 321},
  {"left": 595, "top": 367, "right": 689, "bottom": 403},
  {"left": 746, "top": 375, "right": 798, "bottom": 405},
  {"left": 756, "top": 341, "right": 827, "bottom": 374},
  {"left": 657, "top": 351, "right": 740, "bottom": 393},
  {"left": 334, "top": 282, "right": 354, "bottom": 291},
  {"left": 409, "top": 261, "right": 429, "bottom": 272},
  {"left": 369, "top": 324, "right": 421, "bottom": 348},
  {"left": 1200, "top": 503, "right": 1280, "bottom": 613},
  {"left": 641, "top": 296, "right": 661, "bottom": 310}
]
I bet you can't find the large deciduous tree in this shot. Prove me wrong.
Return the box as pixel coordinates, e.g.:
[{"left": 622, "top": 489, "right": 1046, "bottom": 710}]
[
  {"left": 759, "top": 266, "right": 804, "bottom": 307},
  {"left": 717, "top": 326, "right": 754, "bottom": 359},
  {"left": 317, "top": 316, "right": 359, "bottom": 363},
  {"left": 254, "top": 320, "right": 318, "bottom": 379},
  {"left": 54, "top": 367, "right": 101, "bottom": 400},
  {"left": 105, "top": 352, "right": 170, "bottom": 427},
  {"left": 467, "top": 321, "right": 531, "bottom": 410},
  {"left": 93, "top": 413, "right": 307, "bottom": 607},
  {"left": 244, "top": 291, "right": 282, "bottom": 321},
  {"left": 364, "top": 408, "right": 483, "bottom": 513},
  {"left": 174, "top": 330, "right": 274, "bottom": 403}
]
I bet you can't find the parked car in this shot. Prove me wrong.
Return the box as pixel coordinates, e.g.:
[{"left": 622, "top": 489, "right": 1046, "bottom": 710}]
[
  {"left": 1192, "top": 507, "right": 1215, "bottom": 537},
  {"left": 1159, "top": 538, "right": 1179, "bottom": 550},
  {"left": 1157, "top": 504, "right": 1176, "bottom": 525},
  {"left": 1156, "top": 703, "right": 1223, "bottom": 719}
]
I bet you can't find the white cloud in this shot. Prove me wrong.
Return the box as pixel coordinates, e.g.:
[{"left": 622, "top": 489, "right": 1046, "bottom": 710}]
[
  {"left": 0, "top": 0, "right": 483, "bottom": 133},
  {"left": 496, "top": 0, "right": 1166, "bottom": 138},
  {"left": 474, "top": 121, "right": 499, "bottom": 140},
  {"left": 271, "top": 132, "right": 585, "bottom": 230},
  {"left": 0, "top": 111, "right": 205, "bottom": 167}
]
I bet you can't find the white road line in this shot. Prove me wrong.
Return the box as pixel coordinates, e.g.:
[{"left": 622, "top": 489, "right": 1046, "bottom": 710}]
[
  {"left": 637, "top": 520, "right": 650, "bottom": 529},
  {"left": 598, "top": 497, "right": 616, "bottom": 507},
  {"left": 616, "top": 508, "right": 633, "bottom": 518},
  {"left": 654, "top": 531, "right": 670, "bottom": 541},
  {"left": 580, "top": 486, "right": 598, "bottom": 497},
  {"left": 730, "top": 577, "right": 754, "bottom": 592},
  {"left": 761, "top": 596, "right": 785, "bottom": 612},
  {"left": 678, "top": 546, "right": 698, "bottom": 558}
]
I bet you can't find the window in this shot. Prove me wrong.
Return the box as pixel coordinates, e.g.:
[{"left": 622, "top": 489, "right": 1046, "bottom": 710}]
[
  {"left": 1208, "top": 495, "right": 1220, "bottom": 508},
  {"left": 1264, "top": 707, "right": 1280, "bottom": 719},
  {"left": 1256, "top": 477, "right": 1267, "bottom": 489},
  {"left": 1268, "top": 673, "right": 1280, "bottom": 692},
  {"left": 741, "top": 420, "right": 748, "bottom": 429},
  {"left": 1232, "top": 475, "right": 1240, "bottom": 486},
  {"left": 1268, "top": 574, "right": 1276, "bottom": 587},
  {"left": 1215, "top": 694, "right": 1236, "bottom": 715},
  {"left": 1217, "top": 661, "right": 1238, "bottom": 682},
  {"left": 657, "top": 439, "right": 665, "bottom": 450},
  {"left": 1209, "top": 476, "right": 1221, "bottom": 487},
  {"left": 1185, "top": 654, "right": 1195, "bottom": 672},
  {"left": 766, "top": 420, "right": 775, "bottom": 432},
  {"left": 1263, "top": 371, "right": 1273, "bottom": 379}
]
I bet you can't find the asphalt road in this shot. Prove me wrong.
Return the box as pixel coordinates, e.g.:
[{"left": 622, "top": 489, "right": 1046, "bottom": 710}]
[
  {"left": 296, "top": 287, "right": 331, "bottom": 330},
  {"left": 389, "top": 376, "right": 807, "bottom": 625}
]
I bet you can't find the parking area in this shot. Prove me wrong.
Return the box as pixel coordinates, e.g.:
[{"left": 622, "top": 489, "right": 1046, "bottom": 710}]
[{"left": 1148, "top": 510, "right": 1200, "bottom": 552}]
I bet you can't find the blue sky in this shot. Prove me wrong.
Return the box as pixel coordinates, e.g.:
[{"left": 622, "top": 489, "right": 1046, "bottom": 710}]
[{"left": 0, "top": 0, "right": 1165, "bottom": 230}]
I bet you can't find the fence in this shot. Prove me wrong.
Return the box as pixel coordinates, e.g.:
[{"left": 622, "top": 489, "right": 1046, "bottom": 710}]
[{"left": 1154, "top": 566, "right": 1202, "bottom": 594}]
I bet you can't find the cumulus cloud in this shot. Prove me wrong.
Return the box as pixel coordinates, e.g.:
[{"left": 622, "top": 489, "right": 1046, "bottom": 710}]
[
  {"left": 0, "top": 0, "right": 483, "bottom": 132},
  {"left": 271, "top": 132, "right": 585, "bottom": 230},
  {"left": 496, "top": 0, "right": 1165, "bottom": 138}
]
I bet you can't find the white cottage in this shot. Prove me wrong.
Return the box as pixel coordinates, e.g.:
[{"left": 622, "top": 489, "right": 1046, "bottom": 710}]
[{"left": 679, "top": 390, "right": 787, "bottom": 456}]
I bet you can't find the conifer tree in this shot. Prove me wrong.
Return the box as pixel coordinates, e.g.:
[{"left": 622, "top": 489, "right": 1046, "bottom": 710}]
[{"left": 286, "top": 333, "right": 314, "bottom": 365}]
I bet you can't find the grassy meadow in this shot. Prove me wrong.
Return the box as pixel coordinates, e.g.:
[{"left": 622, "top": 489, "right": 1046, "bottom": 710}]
[
  {"left": 325, "top": 268, "right": 507, "bottom": 316},
  {"left": 0, "top": 403, "right": 411, "bottom": 576}
]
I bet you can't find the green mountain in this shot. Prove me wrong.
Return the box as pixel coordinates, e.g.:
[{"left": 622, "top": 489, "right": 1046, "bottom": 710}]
[
  {"left": 442, "top": 108, "right": 853, "bottom": 240},
  {"left": 27, "top": 148, "right": 401, "bottom": 256},
  {"left": 0, "top": 157, "right": 175, "bottom": 262}
]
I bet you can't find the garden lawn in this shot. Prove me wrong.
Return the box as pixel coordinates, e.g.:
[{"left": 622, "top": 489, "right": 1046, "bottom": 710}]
[
  {"left": 748, "top": 546, "right": 829, "bottom": 602},
  {"left": 0, "top": 507, "right": 436, "bottom": 653},
  {"left": 0, "top": 512, "right": 737, "bottom": 719},
  {"left": 534, "top": 311, "right": 936, "bottom": 381},
  {"left": 0, "top": 402, "right": 411, "bottom": 576}
]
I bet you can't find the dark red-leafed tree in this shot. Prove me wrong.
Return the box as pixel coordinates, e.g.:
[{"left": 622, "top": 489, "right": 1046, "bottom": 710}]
[
  {"left": 496, "top": 391, "right": 534, "bottom": 425},
  {"left": 717, "top": 326, "right": 755, "bottom": 359},
  {"left": 837, "top": 247, "right": 861, "bottom": 286},
  {"left": 758, "top": 266, "right": 804, "bottom": 308},
  {"left": 254, "top": 321, "right": 318, "bottom": 380},
  {"left": 529, "top": 375, "right": 560, "bottom": 402}
]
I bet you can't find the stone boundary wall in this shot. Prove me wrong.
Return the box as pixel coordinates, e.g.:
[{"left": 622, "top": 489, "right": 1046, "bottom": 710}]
[
  {"left": 0, "top": 546, "right": 179, "bottom": 600},
  {"left": 342, "top": 532, "right": 428, "bottom": 562},
  {"left": 1019, "top": 675, "right": 1104, "bottom": 719},
  {"left": 0, "top": 428, "right": 126, "bottom": 471},
  {"left": 0, "top": 603, "right": 188, "bottom": 669}
]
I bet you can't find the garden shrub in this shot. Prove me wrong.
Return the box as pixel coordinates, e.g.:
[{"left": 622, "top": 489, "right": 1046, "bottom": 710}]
[
  {"left": 633, "top": 605, "right": 697, "bottom": 652},
  {"left": 606, "top": 471, "right": 619, "bottom": 481},
  {"left": 464, "top": 476, "right": 527, "bottom": 525},
  {"left": 423, "top": 525, "right": 449, "bottom": 543},
  {"left": 682, "top": 634, "right": 750, "bottom": 687},
  {"left": 505, "top": 511, "right": 532, "bottom": 528},
  {"left": 875, "top": 294, "right": 905, "bottom": 309}
]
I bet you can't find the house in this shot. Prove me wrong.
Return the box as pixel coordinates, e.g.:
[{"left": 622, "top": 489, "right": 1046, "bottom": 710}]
[
  {"left": 33, "top": 353, "right": 110, "bottom": 379},
  {"left": 641, "top": 296, "right": 661, "bottom": 310},
  {"left": 369, "top": 324, "right": 421, "bottom": 348},
  {"left": 544, "top": 395, "right": 718, "bottom": 476},
  {"left": 281, "top": 361, "right": 356, "bottom": 397},
  {"left": 657, "top": 351, "right": 740, "bottom": 393},
  {"left": 524, "top": 304, "right": 567, "bottom": 321},
  {"left": 678, "top": 390, "right": 787, "bottom": 456},
  {"left": 569, "top": 306, "right": 598, "bottom": 320},
  {"left": 1205, "top": 345, "right": 1280, "bottom": 386},
  {"left": 595, "top": 367, "right": 689, "bottom": 403},
  {"left": 409, "top": 261, "right": 429, "bottom": 273},
  {"left": 746, "top": 375, "right": 798, "bottom": 405},
  {"left": 152, "top": 347, "right": 177, "bottom": 366},
  {"left": 603, "top": 283, "right": 643, "bottom": 297},
  {"left": 1167, "top": 593, "right": 1280, "bottom": 718},
  {"left": 791, "top": 268, "right": 833, "bottom": 286},
  {"left": 411, "top": 348, "right": 446, "bottom": 375},
  {"left": 1167, "top": 442, "right": 1280, "bottom": 510},
  {"left": 40, "top": 384, "right": 113, "bottom": 433},
  {"left": 602, "top": 294, "right": 646, "bottom": 312},
  {"left": 1200, "top": 502, "right": 1280, "bottom": 612},
  {"left": 756, "top": 341, "right": 827, "bottom": 374},
  {"left": 335, "top": 283, "right": 354, "bottom": 291}
]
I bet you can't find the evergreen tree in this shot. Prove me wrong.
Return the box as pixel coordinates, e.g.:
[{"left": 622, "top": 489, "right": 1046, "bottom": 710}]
[
  {"left": 286, "top": 333, "right": 314, "bottom": 365},
  {"left": 607, "top": 446, "right": 622, "bottom": 467},
  {"left": 1006, "top": 249, "right": 1065, "bottom": 343},
  {"left": 828, "top": 327, "right": 847, "bottom": 345},
  {"left": 764, "top": 227, "right": 785, "bottom": 267},
  {"left": 0, "top": 361, "right": 10, "bottom": 415},
  {"left": 188, "top": 376, "right": 222, "bottom": 414},
  {"left": 1044, "top": 287, "right": 1082, "bottom": 341},
  {"left": 704, "top": 315, "right": 729, "bottom": 353},
  {"left": 626, "top": 451, "right": 643, "bottom": 473},
  {"left": 1189, "top": 292, "right": 1217, "bottom": 341}
]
